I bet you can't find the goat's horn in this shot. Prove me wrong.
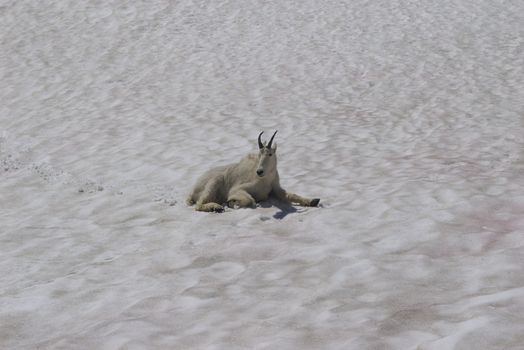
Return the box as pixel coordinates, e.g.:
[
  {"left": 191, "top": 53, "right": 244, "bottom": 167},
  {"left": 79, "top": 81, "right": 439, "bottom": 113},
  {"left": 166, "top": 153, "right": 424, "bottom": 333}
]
[
  {"left": 258, "top": 131, "right": 264, "bottom": 149},
  {"left": 267, "top": 130, "right": 278, "bottom": 149}
]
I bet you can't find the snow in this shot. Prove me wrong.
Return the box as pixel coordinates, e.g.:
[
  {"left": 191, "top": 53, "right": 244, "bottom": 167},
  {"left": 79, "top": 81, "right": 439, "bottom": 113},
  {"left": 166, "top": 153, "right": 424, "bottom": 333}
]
[{"left": 1, "top": 0, "right": 524, "bottom": 349}]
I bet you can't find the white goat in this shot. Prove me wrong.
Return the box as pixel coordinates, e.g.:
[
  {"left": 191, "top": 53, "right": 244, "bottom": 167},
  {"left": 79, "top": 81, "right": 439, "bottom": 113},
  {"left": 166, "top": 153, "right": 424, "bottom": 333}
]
[{"left": 187, "top": 131, "right": 320, "bottom": 212}]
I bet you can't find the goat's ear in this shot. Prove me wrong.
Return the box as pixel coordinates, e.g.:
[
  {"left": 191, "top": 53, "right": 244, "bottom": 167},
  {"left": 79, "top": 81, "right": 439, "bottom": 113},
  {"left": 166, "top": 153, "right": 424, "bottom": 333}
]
[{"left": 271, "top": 142, "right": 277, "bottom": 151}]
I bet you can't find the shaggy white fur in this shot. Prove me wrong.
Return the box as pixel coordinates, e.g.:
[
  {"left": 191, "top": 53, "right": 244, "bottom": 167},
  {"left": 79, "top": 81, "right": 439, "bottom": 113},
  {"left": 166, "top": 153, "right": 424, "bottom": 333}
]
[{"left": 187, "top": 132, "right": 320, "bottom": 212}]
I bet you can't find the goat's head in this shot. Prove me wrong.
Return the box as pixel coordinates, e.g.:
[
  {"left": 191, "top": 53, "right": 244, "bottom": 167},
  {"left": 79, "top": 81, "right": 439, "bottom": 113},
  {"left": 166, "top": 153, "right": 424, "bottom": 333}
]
[{"left": 256, "top": 131, "right": 278, "bottom": 178}]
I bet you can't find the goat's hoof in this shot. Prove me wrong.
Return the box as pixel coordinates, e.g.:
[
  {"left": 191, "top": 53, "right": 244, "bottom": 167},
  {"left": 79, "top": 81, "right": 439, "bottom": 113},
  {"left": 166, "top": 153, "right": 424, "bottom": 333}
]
[
  {"left": 197, "top": 203, "right": 224, "bottom": 213},
  {"left": 310, "top": 198, "right": 320, "bottom": 207}
]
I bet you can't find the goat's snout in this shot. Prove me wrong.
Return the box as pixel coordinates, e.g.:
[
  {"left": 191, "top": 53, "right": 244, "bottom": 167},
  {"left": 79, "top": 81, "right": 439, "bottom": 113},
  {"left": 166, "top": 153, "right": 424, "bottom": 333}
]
[{"left": 256, "top": 169, "right": 264, "bottom": 177}]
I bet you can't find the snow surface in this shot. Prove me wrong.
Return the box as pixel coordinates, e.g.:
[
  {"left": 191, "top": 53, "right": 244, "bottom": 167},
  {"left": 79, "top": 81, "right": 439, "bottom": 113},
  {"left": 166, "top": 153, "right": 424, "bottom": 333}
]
[{"left": 2, "top": 0, "right": 524, "bottom": 349}]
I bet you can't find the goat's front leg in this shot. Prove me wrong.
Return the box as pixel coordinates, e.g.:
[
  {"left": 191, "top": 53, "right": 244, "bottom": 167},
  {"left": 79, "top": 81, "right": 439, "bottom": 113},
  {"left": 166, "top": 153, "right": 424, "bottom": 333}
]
[
  {"left": 227, "top": 190, "right": 256, "bottom": 209},
  {"left": 288, "top": 192, "right": 320, "bottom": 207},
  {"left": 272, "top": 185, "right": 320, "bottom": 207}
]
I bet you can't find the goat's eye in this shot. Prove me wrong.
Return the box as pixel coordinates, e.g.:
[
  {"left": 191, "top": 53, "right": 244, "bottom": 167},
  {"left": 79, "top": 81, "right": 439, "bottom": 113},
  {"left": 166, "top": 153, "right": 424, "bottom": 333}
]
[{"left": 268, "top": 153, "right": 272, "bottom": 157}]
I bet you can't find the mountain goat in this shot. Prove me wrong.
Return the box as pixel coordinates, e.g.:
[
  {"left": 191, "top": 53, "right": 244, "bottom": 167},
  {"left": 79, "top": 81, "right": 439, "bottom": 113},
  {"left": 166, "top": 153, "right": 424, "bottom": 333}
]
[{"left": 187, "top": 131, "right": 320, "bottom": 212}]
